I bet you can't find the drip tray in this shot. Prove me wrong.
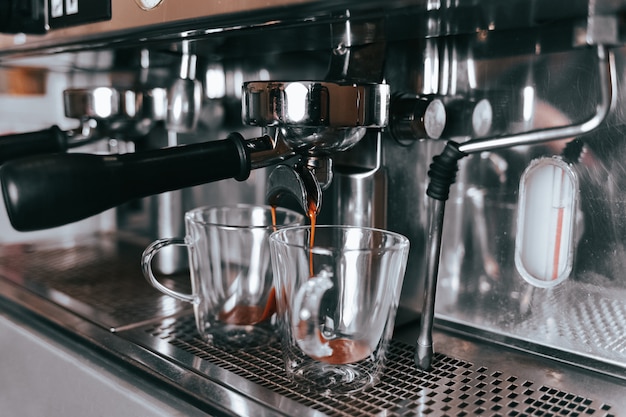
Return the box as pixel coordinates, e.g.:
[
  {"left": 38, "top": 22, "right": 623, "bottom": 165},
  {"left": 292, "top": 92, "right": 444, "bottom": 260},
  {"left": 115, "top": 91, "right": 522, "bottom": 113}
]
[
  {"left": 0, "top": 236, "right": 191, "bottom": 331},
  {"left": 121, "top": 314, "right": 617, "bottom": 417},
  {"left": 0, "top": 234, "right": 623, "bottom": 416}
]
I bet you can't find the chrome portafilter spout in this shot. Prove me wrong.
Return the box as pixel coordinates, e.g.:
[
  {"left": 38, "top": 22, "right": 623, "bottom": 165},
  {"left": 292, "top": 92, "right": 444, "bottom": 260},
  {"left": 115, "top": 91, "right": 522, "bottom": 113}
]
[
  {"left": 242, "top": 80, "right": 390, "bottom": 214},
  {"left": 266, "top": 161, "right": 324, "bottom": 217}
]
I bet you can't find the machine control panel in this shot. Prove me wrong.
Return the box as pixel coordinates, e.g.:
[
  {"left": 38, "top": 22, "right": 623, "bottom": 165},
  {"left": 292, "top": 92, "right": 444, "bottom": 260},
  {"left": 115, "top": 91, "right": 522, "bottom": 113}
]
[
  {"left": 48, "top": 0, "right": 111, "bottom": 30},
  {"left": 0, "top": 0, "right": 111, "bottom": 34}
]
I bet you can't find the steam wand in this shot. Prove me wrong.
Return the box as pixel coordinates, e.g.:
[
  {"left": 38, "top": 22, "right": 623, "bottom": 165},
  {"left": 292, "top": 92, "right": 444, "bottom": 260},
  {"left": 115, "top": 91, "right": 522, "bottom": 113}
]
[{"left": 415, "top": 44, "right": 615, "bottom": 370}]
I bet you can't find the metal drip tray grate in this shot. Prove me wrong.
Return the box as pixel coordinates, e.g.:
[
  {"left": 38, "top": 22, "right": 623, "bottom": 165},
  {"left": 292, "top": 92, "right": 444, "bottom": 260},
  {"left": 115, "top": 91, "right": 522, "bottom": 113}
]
[
  {"left": 519, "top": 284, "right": 626, "bottom": 356},
  {"left": 0, "top": 238, "right": 191, "bottom": 330},
  {"left": 0, "top": 236, "right": 621, "bottom": 416},
  {"left": 133, "top": 315, "right": 616, "bottom": 417},
  {"left": 438, "top": 280, "right": 626, "bottom": 374}
]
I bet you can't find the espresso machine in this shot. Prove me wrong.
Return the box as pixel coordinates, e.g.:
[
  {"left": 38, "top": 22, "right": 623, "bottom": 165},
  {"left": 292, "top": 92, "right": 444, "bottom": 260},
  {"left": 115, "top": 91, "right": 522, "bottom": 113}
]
[{"left": 1, "top": 0, "right": 626, "bottom": 415}]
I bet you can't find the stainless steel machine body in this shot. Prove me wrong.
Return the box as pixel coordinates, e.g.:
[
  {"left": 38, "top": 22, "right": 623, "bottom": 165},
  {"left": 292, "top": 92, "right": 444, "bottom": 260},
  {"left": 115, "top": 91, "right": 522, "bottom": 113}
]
[{"left": 1, "top": 0, "right": 626, "bottom": 415}]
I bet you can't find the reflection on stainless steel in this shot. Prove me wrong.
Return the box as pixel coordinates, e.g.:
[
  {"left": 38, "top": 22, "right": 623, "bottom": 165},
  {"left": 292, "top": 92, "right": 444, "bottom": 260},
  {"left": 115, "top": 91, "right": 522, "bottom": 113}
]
[
  {"left": 3, "top": 0, "right": 626, "bottom": 413},
  {"left": 156, "top": 59, "right": 200, "bottom": 273},
  {"left": 443, "top": 97, "right": 494, "bottom": 138},
  {"left": 324, "top": 132, "right": 387, "bottom": 228},
  {"left": 166, "top": 43, "right": 202, "bottom": 133},
  {"left": 64, "top": 86, "right": 167, "bottom": 140},
  {"left": 0, "top": 85, "right": 167, "bottom": 166},
  {"left": 458, "top": 45, "right": 614, "bottom": 155},
  {"left": 466, "top": 187, "right": 501, "bottom": 280},
  {"left": 64, "top": 87, "right": 141, "bottom": 122},
  {"left": 0, "top": 238, "right": 191, "bottom": 331},
  {"left": 242, "top": 81, "right": 390, "bottom": 154}
]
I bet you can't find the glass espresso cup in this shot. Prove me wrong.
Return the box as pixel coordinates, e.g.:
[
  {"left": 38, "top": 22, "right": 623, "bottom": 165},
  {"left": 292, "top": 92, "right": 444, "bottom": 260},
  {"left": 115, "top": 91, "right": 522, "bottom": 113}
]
[
  {"left": 142, "top": 204, "right": 304, "bottom": 347},
  {"left": 269, "top": 225, "right": 410, "bottom": 394}
]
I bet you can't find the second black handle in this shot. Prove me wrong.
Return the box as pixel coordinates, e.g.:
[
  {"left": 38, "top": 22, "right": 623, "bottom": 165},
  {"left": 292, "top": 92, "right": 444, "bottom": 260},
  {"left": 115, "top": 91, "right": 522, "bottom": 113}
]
[
  {"left": 1, "top": 133, "right": 250, "bottom": 231},
  {"left": 0, "top": 125, "right": 67, "bottom": 165}
]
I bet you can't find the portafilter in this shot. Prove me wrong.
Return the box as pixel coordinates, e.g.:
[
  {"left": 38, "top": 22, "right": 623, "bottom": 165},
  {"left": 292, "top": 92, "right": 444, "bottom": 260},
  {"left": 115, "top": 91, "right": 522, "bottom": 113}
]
[
  {"left": 0, "top": 80, "right": 389, "bottom": 231},
  {"left": 0, "top": 86, "right": 166, "bottom": 165}
]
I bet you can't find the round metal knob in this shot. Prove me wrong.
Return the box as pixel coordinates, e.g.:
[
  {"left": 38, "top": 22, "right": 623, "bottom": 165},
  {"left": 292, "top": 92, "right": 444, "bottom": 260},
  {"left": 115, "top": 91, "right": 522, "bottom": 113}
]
[
  {"left": 442, "top": 97, "right": 493, "bottom": 138},
  {"left": 389, "top": 94, "right": 446, "bottom": 143}
]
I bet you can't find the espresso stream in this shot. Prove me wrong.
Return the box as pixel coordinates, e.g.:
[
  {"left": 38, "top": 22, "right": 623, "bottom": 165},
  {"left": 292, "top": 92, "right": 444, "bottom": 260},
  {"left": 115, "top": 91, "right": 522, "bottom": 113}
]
[
  {"left": 303, "top": 201, "right": 372, "bottom": 365},
  {"left": 218, "top": 204, "right": 371, "bottom": 364}
]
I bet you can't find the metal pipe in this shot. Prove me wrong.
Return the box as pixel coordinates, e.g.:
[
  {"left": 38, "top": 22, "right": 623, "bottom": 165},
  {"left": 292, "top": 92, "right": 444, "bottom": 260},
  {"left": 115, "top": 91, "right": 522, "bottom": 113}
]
[
  {"left": 415, "top": 198, "right": 446, "bottom": 370},
  {"left": 459, "top": 45, "right": 614, "bottom": 155}
]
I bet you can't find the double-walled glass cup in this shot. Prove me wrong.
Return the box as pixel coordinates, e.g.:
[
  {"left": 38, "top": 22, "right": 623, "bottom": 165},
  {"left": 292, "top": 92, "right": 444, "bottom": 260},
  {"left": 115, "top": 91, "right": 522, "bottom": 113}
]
[
  {"left": 142, "top": 204, "right": 304, "bottom": 347},
  {"left": 269, "top": 225, "right": 410, "bottom": 394}
]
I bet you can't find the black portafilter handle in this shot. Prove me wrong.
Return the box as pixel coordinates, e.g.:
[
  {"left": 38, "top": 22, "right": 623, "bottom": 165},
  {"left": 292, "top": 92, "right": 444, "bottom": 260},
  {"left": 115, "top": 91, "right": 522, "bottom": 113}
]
[
  {"left": 0, "top": 125, "right": 68, "bottom": 165},
  {"left": 1, "top": 132, "right": 252, "bottom": 232}
]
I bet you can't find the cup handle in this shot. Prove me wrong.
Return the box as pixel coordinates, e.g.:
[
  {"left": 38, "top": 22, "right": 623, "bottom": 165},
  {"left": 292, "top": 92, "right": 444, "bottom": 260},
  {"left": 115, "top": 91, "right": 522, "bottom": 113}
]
[
  {"left": 141, "top": 238, "right": 196, "bottom": 303},
  {"left": 293, "top": 270, "right": 334, "bottom": 358}
]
